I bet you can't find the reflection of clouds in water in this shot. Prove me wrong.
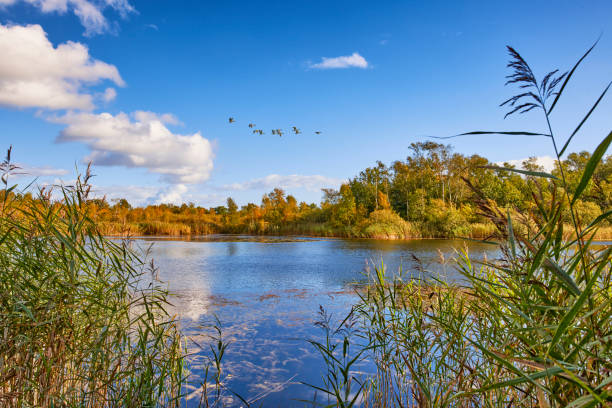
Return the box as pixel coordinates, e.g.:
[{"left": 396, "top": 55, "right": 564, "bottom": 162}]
[
  {"left": 281, "top": 356, "right": 302, "bottom": 366},
  {"left": 247, "top": 376, "right": 299, "bottom": 404},
  {"left": 145, "top": 242, "right": 216, "bottom": 322},
  {"left": 172, "top": 289, "right": 211, "bottom": 322},
  {"left": 178, "top": 291, "right": 356, "bottom": 405},
  {"left": 175, "top": 286, "right": 373, "bottom": 405}
]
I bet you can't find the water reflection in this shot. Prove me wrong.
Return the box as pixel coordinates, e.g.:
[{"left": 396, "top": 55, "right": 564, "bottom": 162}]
[{"left": 139, "top": 236, "right": 500, "bottom": 406}]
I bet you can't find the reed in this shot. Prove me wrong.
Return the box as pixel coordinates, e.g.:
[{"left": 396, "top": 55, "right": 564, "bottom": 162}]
[
  {"left": 0, "top": 159, "right": 186, "bottom": 407},
  {"left": 468, "top": 222, "right": 497, "bottom": 239},
  {"left": 139, "top": 221, "right": 193, "bottom": 236}
]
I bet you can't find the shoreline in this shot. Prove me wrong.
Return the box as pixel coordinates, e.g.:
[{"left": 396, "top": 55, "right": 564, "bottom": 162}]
[{"left": 105, "top": 232, "right": 612, "bottom": 243}]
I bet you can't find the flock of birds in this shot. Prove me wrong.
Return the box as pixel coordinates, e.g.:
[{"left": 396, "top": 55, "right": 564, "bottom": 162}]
[{"left": 228, "top": 117, "right": 322, "bottom": 136}]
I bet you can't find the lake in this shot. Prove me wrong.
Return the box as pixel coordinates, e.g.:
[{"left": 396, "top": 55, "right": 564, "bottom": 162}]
[{"left": 135, "top": 236, "right": 499, "bottom": 407}]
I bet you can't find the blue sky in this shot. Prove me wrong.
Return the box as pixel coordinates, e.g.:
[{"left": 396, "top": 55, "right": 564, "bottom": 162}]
[{"left": 0, "top": 0, "right": 611, "bottom": 206}]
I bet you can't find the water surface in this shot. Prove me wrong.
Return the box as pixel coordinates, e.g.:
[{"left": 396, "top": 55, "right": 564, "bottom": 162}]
[{"left": 137, "top": 236, "right": 499, "bottom": 406}]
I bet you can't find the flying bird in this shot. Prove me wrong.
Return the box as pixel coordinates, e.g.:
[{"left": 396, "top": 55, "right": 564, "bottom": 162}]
[
  {"left": 253, "top": 129, "right": 264, "bottom": 135},
  {"left": 292, "top": 126, "right": 301, "bottom": 135},
  {"left": 228, "top": 117, "right": 235, "bottom": 123},
  {"left": 272, "top": 129, "right": 283, "bottom": 137},
  {"left": 248, "top": 123, "right": 255, "bottom": 128},
  {"left": 314, "top": 131, "right": 322, "bottom": 135}
]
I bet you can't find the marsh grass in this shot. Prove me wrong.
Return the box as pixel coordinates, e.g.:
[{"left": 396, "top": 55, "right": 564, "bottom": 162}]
[{"left": 0, "top": 158, "right": 186, "bottom": 407}]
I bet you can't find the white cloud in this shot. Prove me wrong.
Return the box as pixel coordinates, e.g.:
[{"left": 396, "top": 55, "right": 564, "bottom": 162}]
[
  {"left": 151, "top": 183, "right": 188, "bottom": 205},
  {"left": 0, "top": 23, "right": 124, "bottom": 110},
  {"left": 499, "top": 156, "right": 557, "bottom": 172},
  {"left": 52, "top": 111, "right": 214, "bottom": 184},
  {"left": 1, "top": 0, "right": 135, "bottom": 36},
  {"left": 101, "top": 87, "right": 116, "bottom": 102},
  {"left": 310, "top": 52, "right": 369, "bottom": 69},
  {"left": 222, "top": 174, "right": 343, "bottom": 192},
  {"left": 83, "top": 183, "right": 225, "bottom": 207}
]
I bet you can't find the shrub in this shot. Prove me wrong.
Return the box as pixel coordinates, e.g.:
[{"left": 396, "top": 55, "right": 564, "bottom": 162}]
[{"left": 360, "top": 209, "right": 420, "bottom": 239}]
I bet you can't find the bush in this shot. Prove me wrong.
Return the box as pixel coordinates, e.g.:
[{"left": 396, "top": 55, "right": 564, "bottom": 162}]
[
  {"left": 421, "top": 199, "right": 470, "bottom": 238},
  {"left": 359, "top": 209, "right": 420, "bottom": 239}
]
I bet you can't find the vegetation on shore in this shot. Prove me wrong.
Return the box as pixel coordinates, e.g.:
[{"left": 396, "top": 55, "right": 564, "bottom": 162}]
[{"left": 16, "top": 144, "right": 611, "bottom": 240}]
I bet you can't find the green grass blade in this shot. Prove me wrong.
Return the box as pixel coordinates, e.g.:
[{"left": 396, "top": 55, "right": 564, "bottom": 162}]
[
  {"left": 548, "top": 37, "right": 600, "bottom": 114},
  {"left": 559, "top": 81, "right": 612, "bottom": 157},
  {"left": 430, "top": 130, "right": 550, "bottom": 139},
  {"left": 548, "top": 248, "right": 611, "bottom": 355},
  {"left": 543, "top": 258, "right": 581, "bottom": 296},
  {"left": 572, "top": 130, "right": 612, "bottom": 204},
  {"left": 479, "top": 165, "right": 559, "bottom": 179}
]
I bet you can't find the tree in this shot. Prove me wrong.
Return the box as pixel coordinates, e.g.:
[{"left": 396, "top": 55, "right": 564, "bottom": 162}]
[{"left": 227, "top": 197, "right": 238, "bottom": 214}]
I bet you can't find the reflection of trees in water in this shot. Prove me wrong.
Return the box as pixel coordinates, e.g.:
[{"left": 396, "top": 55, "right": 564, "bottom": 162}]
[{"left": 227, "top": 242, "right": 238, "bottom": 256}]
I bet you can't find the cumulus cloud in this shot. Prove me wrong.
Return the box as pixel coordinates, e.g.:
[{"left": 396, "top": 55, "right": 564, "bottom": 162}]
[
  {"left": 51, "top": 111, "right": 214, "bottom": 184},
  {"left": 310, "top": 52, "right": 369, "bottom": 69},
  {"left": 222, "top": 174, "right": 343, "bottom": 192},
  {"left": 498, "top": 156, "right": 557, "bottom": 172},
  {"left": 0, "top": 0, "right": 135, "bottom": 36},
  {"left": 0, "top": 23, "right": 124, "bottom": 110},
  {"left": 151, "top": 183, "right": 188, "bottom": 205}
]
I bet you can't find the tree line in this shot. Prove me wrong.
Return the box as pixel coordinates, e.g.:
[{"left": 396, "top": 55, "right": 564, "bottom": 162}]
[{"left": 65, "top": 142, "right": 612, "bottom": 239}]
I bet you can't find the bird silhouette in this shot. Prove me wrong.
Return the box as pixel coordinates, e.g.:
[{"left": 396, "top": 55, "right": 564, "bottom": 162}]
[
  {"left": 314, "top": 131, "right": 322, "bottom": 135},
  {"left": 248, "top": 123, "right": 255, "bottom": 128},
  {"left": 292, "top": 126, "right": 301, "bottom": 135},
  {"left": 228, "top": 117, "right": 235, "bottom": 123},
  {"left": 272, "top": 129, "right": 283, "bottom": 137},
  {"left": 253, "top": 129, "right": 264, "bottom": 135}
]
